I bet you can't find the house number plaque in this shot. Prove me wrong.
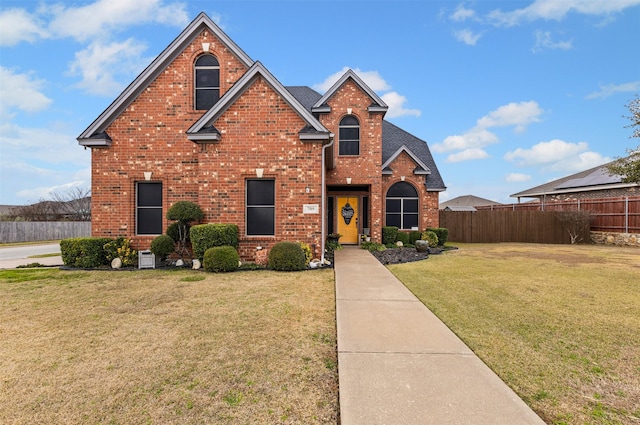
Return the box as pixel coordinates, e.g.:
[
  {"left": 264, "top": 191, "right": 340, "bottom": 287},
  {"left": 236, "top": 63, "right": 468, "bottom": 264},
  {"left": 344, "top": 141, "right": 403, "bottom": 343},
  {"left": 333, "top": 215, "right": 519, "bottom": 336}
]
[{"left": 341, "top": 202, "right": 354, "bottom": 225}]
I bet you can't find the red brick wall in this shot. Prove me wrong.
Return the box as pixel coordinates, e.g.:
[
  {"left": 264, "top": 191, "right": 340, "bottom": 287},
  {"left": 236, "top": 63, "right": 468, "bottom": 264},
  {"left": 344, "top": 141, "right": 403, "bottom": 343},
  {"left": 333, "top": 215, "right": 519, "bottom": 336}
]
[
  {"left": 319, "top": 79, "right": 385, "bottom": 242},
  {"left": 90, "top": 31, "right": 324, "bottom": 260},
  {"left": 382, "top": 151, "right": 440, "bottom": 230}
]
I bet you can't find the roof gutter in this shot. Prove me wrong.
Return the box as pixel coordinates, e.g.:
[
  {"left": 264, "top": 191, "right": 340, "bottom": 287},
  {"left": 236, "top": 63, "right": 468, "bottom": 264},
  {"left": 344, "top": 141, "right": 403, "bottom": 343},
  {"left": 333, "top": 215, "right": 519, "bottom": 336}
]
[{"left": 321, "top": 133, "right": 335, "bottom": 265}]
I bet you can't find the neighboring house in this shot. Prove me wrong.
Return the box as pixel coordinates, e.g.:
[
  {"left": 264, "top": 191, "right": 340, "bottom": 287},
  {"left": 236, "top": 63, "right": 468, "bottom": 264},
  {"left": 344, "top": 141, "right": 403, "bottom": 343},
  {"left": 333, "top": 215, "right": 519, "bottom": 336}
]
[
  {"left": 77, "top": 12, "right": 445, "bottom": 260},
  {"left": 511, "top": 160, "right": 639, "bottom": 203},
  {"left": 439, "top": 195, "right": 502, "bottom": 211}
]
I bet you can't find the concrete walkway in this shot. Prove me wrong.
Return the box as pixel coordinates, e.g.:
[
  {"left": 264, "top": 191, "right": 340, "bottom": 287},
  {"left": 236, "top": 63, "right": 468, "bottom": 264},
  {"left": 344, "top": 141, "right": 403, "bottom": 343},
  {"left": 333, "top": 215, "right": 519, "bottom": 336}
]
[{"left": 334, "top": 247, "right": 545, "bottom": 425}]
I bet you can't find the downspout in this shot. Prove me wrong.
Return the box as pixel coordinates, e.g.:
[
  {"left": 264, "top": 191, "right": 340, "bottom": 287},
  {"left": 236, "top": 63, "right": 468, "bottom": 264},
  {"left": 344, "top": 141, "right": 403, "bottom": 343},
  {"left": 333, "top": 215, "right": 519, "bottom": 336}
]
[{"left": 321, "top": 134, "right": 335, "bottom": 264}]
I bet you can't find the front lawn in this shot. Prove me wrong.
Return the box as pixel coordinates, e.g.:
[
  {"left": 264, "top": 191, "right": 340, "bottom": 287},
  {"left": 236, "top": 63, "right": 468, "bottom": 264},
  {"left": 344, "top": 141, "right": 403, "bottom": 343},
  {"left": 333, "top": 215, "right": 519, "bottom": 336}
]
[
  {"left": 0, "top": 268, "right": 338, "bottom": 424},
  {"left": 390, "top": 243, "right": 640, "bottom": 425}
]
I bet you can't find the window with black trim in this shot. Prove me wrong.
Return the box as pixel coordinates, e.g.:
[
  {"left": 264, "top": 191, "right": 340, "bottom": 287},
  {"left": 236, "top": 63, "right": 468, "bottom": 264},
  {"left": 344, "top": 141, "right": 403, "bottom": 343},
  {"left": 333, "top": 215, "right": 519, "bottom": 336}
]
[
  {"left": 194, "top": 54, "right": 220, "bottom": 110},
  {"left": 136, "top": 182, "right": 163, "bottom": 235},
  {"left": 339, "top": 115, "right": 359, "bottom": 156},
  {"left": 246, "top": 179, "right": 275, "bottom": 236},
  {"left": 385, "top": 182, "right": 418, "bottom": 230}
]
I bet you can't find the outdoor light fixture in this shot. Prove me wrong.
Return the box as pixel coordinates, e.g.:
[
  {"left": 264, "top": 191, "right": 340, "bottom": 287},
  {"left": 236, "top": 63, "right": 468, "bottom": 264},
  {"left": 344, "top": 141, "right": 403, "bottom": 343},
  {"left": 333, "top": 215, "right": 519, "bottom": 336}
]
[
  {"left": 256, "top": 168, "right": 264, "bottom": 178},
  {"left": 144, "top": 172, "right": 152, "bottom": 181}
]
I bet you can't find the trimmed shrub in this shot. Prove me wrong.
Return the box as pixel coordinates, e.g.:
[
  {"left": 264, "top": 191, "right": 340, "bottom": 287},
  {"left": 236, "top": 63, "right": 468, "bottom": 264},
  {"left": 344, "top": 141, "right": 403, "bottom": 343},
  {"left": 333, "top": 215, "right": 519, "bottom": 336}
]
[
  {"left": 396, "top": 231, "right": 410, "bottom": 246},
  {"left": 382, "top": 226, "right": 398, "bottom": 245},
  {"left": 60, "top": 237, "right": 111, "bottom": 268},
  {"left": 103, "top": 237, "right": 138, "bottom": 267},
  {"left": 409, "top": 230, "right": 422, "bottom": 245},
  {"left": 166, "top": 201, "right": 204, "bottom": 223},
  {"left": 190, "top": 224, "right": 239, "bottom": 260},
  {"left": 427, "top": 227, "right": 448, "bottom": 246},
  {"left": 203, "top": 246, "right": 239, "bottom": 273},
  {"left": 150, "top": 235, "right": 175, "bottom": 259},
  {"left": 361, "top": 241, "right": 386, "bottom": 252},
  {"left": 268, "top": 241, "right": 306, "bottom": 271},
  {"left": 421, "top": 230, "right": 439, "bottom": 248},
  {"left": 298, "top": 241, "right": 312, "bottom": 265},
  {"left": 166, "top": 222, "right": 189, "bottom": 243}
]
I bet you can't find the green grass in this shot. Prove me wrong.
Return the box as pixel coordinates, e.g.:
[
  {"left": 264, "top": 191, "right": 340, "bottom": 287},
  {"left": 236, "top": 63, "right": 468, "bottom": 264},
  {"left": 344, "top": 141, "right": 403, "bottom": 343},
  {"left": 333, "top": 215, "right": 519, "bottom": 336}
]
[
  {"left": 389, "top": 243, "right": 640, "bottom": 425},
  {"left": 0, "top": 268, "right": 338, "bottom": 424}
]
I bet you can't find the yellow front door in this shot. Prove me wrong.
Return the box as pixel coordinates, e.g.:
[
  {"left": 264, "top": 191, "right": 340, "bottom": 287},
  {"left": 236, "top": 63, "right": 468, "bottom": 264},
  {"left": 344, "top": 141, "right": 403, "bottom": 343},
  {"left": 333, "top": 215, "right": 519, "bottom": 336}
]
[{"left": 337, "top": 197, "right": 359, "bottom": 244}]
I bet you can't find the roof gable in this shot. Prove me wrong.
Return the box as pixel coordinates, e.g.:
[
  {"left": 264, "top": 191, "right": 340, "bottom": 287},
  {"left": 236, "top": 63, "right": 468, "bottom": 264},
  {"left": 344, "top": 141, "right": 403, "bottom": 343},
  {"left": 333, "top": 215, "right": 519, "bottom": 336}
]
[
  {"left": 311, "top": 69, "right": 388, "bottom": 114},
  {"left": 187, "top": 62, "right": 330, "bottom": 142},
  {"left": 381, "top": 145, "right": 431, "bottom": 175},
  {"left": 77, "top": 12, "right": 253, "bottom": 144}
]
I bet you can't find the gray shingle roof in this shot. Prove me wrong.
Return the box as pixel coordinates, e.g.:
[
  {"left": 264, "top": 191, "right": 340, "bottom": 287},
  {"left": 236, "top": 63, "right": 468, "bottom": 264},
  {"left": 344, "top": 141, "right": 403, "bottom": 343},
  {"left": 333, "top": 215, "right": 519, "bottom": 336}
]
[{"left": 286, "top": 86, "right": 446, "bottom": 191}]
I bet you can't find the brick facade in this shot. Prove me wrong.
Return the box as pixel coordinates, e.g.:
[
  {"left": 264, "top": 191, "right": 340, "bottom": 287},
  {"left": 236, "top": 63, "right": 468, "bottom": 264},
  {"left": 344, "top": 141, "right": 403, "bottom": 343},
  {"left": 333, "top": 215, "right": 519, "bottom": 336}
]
[{"left": 81, "top": 13, "right": 444, "bottom": 261}]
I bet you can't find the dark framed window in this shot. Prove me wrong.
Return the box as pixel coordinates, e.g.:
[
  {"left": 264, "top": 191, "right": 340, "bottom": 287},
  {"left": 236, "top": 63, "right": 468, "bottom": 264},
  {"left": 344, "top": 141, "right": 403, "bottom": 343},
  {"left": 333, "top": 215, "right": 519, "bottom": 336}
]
[
  {"left": 339, "top": 116, "right": 359, "bottom": 156},
  {"left": 246, "top": 179, "right": 275, "bottom": 236},
  {"left": 136, "top": 182, "right": 162, "bottom": 235},
  {"left": 194, "top": 54, "right": 220, "bottom": 110},
  {"left": 385, "top": 182, "right": 419, "bottom": 230}
]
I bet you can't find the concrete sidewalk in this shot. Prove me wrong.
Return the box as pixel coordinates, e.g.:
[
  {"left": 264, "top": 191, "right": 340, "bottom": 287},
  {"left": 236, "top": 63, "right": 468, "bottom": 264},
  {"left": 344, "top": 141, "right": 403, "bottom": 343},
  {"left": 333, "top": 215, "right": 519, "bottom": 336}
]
[
  {"left": 0, "top": 256, "right": 63, "bottom": 269},
  {"left": 334, "top": 247, "right": 545, "bottom": 425}
]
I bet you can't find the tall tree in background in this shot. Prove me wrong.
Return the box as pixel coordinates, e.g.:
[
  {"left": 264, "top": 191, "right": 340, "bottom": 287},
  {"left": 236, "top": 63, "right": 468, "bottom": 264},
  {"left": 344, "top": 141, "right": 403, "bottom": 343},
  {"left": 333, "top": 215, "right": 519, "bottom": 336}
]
[{"left": 607, "top": 95, "right": 639, "bottom": 184}]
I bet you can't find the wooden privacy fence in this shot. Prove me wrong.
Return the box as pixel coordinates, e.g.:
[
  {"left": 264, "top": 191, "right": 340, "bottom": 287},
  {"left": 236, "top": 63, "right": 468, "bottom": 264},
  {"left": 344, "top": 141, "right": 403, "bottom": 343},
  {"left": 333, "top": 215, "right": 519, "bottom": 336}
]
[
  {"left": 440, "top": 210, "right": 590, "bottom": 244},
  {"left": 0, "top": 222, "right": 91, "bottom": 243},
  {"left": 475, "top": 196, "right": 640, "bottom": 234}
]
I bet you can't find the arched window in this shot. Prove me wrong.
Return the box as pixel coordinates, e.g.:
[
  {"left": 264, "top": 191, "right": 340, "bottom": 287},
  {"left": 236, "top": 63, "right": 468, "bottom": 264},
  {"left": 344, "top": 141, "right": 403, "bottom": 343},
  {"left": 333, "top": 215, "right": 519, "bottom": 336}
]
[
  {"left": 339, "top": 115, "right": 359, "bottom": 156},
  {"left": 194, "top": 54, "right": 220, "bottom": 110},
  {"left": 386, "top": 182, "right": 419, "bottom": 230}
]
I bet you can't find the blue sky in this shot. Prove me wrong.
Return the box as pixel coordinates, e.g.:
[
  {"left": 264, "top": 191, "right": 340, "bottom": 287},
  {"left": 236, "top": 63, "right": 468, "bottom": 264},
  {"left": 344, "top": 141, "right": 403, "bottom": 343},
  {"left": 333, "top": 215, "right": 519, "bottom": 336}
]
[{"left": 1, "top": 0, "right": 639, "bottom": 206}]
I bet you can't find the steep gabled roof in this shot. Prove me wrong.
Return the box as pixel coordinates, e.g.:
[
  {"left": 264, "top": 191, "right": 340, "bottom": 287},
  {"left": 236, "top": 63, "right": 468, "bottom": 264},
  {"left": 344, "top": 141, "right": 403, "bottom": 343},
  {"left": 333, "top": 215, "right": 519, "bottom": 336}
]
[
  {"left": 187, "top": 62, "right": 330, "bottom": 142},
  {"left": 381, "top": 145, "right": 431, "bottom": 175},
  {"left": 77, "top": 12, "right": 253, "bottom": 145},
  {"left": 311, "top": 69, "right": 388, "bottom": 114},
  {"left": 287, "top": 86, "right": 446, "bottom": 191},
  {"left": 510, "top": 160, "right": 635, "bottom": 199}
]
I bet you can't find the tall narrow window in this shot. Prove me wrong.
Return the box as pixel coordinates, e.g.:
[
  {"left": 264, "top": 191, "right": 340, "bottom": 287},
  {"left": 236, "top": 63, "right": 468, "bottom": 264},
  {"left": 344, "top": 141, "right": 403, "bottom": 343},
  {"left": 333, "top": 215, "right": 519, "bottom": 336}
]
[
  {"left": 385, "top": 182, "right": 418, "bottom": 230},
  {"left": 136, "top": 182, "right": 163, "bottom": 235},
  {"left": 194, "top": 54, "right": 220, "bottom": 110},
  {"left": 339, "top": 116, "right": 359, "bottom": 156},
  {"left": 246, "top": 179, "right": 275, "bottom": 236}
]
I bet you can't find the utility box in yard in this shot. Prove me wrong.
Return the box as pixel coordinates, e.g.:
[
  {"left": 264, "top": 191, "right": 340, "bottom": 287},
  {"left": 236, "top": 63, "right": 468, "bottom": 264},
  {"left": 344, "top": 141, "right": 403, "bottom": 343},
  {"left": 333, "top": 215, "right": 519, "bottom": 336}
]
[{"left": 138, "top": 250, "right": 156, "bottom": 269}]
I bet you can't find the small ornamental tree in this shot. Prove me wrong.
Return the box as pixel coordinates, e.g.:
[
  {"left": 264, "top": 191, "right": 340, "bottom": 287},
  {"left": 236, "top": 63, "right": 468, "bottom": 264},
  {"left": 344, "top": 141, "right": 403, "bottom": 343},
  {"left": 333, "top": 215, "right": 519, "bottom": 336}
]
[{"left": 166, "top": 201, "right": 204, "bottom": 258}]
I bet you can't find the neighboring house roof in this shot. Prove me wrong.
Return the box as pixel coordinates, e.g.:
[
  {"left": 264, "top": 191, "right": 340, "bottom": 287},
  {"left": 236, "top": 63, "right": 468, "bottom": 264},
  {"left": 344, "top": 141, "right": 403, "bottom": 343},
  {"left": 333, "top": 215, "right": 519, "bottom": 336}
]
[
  {"left": 440, "top": 195, "right": 502, "bottom": 210},
  {"left": 444, "top": 206, "right": 477, "bottom": 212},
  {"left": 287, "top": 86, "right": 446, "bottom": 191},
  {"left": 187, "top": 61, "right": 331, "bottom": 143},
  {"left": 77, "top": 12, "right": 253, "bottom": 146},
  {"left": 510, "top": 160, "right": 636, "bottom": 200}
]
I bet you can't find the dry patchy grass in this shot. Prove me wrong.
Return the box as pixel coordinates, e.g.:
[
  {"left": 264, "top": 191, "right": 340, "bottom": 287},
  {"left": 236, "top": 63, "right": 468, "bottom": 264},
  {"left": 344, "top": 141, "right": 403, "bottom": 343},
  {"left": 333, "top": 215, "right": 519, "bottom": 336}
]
[
  {"left": 0, "top": 268, "right": 338, "bottom": 424},
  {"left": 390, "top": 243, "right": 640, "bottom": 425}
]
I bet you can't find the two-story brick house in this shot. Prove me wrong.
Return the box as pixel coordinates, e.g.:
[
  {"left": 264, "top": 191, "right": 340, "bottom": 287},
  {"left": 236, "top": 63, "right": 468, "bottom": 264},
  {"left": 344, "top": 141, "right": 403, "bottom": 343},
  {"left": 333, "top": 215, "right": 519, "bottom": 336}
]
[{"left": 77, "top": 12, "right": 445, "bottom": 261}]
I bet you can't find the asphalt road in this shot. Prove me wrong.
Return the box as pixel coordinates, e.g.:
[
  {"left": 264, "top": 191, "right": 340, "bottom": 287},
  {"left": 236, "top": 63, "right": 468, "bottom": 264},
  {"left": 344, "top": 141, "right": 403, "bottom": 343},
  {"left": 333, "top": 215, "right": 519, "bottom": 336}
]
[{"left": 0, "top": 243, "right": 61, "bottom": 260}]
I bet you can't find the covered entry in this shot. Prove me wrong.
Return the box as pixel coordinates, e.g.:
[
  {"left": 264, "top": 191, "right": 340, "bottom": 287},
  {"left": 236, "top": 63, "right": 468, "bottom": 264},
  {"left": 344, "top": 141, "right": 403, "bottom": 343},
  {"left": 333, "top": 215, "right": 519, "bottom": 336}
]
[{"left": 327, "top": 185, "right": 369, "bottom": 245}]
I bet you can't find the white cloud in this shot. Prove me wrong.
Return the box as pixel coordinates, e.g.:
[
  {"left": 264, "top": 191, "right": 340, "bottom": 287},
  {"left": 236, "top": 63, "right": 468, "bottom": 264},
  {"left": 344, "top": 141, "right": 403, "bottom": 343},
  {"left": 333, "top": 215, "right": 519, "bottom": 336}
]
[
  {"left": 450, "top": 4, "right": 476, "bottom": 22},
  {"left": 44, "top": 0, "right": 189, "bottom": 42},
  {"left": 68, "top": 39, "right": 149, "bottom": 96},
  {"left": 446, "top": 148, "right": 489, "bottom": 163},
  {"left": 532, "top": 30, "right": 573, "bottom": 52},
  {"left": 453, "top": 29, "right": 482, "bottom": 46},
  {"left": 381, "top": 92, "right": 421, "bottom": 118},
  {"left": 314, "top": 67, "right": 420, "bottom": 118},
  {"left": 0, "top": 8, "right": 48, "bottom": 46},
  {"left": 506, "top": 173, "right": 532, "bottom": 183},
  {"left": 504, "top": 139, "right": 611, "bottom": 173},
  {"left": 0, "top": 67, "right": 53, "bottom": 119},
  {"left": 488, "top": 0, "right": 640, "bottom": 27},
  {"left": 434, "top": 101, "right": 543, "bottom": 155},
  {"left": 16, "top": 181, "right": 88, "bottom": 203},
  {"left": 586, "top": 81, "right": 640, "bottom": 99}
]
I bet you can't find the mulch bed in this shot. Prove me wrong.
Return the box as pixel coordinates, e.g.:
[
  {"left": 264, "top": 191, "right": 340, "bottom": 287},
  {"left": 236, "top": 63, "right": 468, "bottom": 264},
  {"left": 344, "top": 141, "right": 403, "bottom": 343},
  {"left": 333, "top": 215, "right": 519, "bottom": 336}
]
[{"left": 370, "top": 247, "right": 437, "bottom": 265}]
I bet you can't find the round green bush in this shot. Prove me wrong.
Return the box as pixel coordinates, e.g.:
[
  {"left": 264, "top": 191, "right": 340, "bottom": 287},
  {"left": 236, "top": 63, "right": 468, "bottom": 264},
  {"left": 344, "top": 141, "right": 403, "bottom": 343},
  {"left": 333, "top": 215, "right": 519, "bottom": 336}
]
[
  {"left": 150, "top": 235, "right": 175, "bottom": 259},
  {"left": 268, "top": 241, "right": 306, "bottom": 271},
  {"left": 421, "top": 230, "right": 439, "bottom": 248},
  {"left": 203, "top": 246, "right": 239, "bottom": 272}
]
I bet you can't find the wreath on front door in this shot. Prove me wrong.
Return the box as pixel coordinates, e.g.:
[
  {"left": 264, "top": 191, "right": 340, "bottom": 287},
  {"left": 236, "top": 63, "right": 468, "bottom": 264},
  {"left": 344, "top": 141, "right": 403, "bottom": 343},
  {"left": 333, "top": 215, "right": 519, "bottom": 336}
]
[{"left": 341, "top": 200, "right": 354, "bottom": 225}]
